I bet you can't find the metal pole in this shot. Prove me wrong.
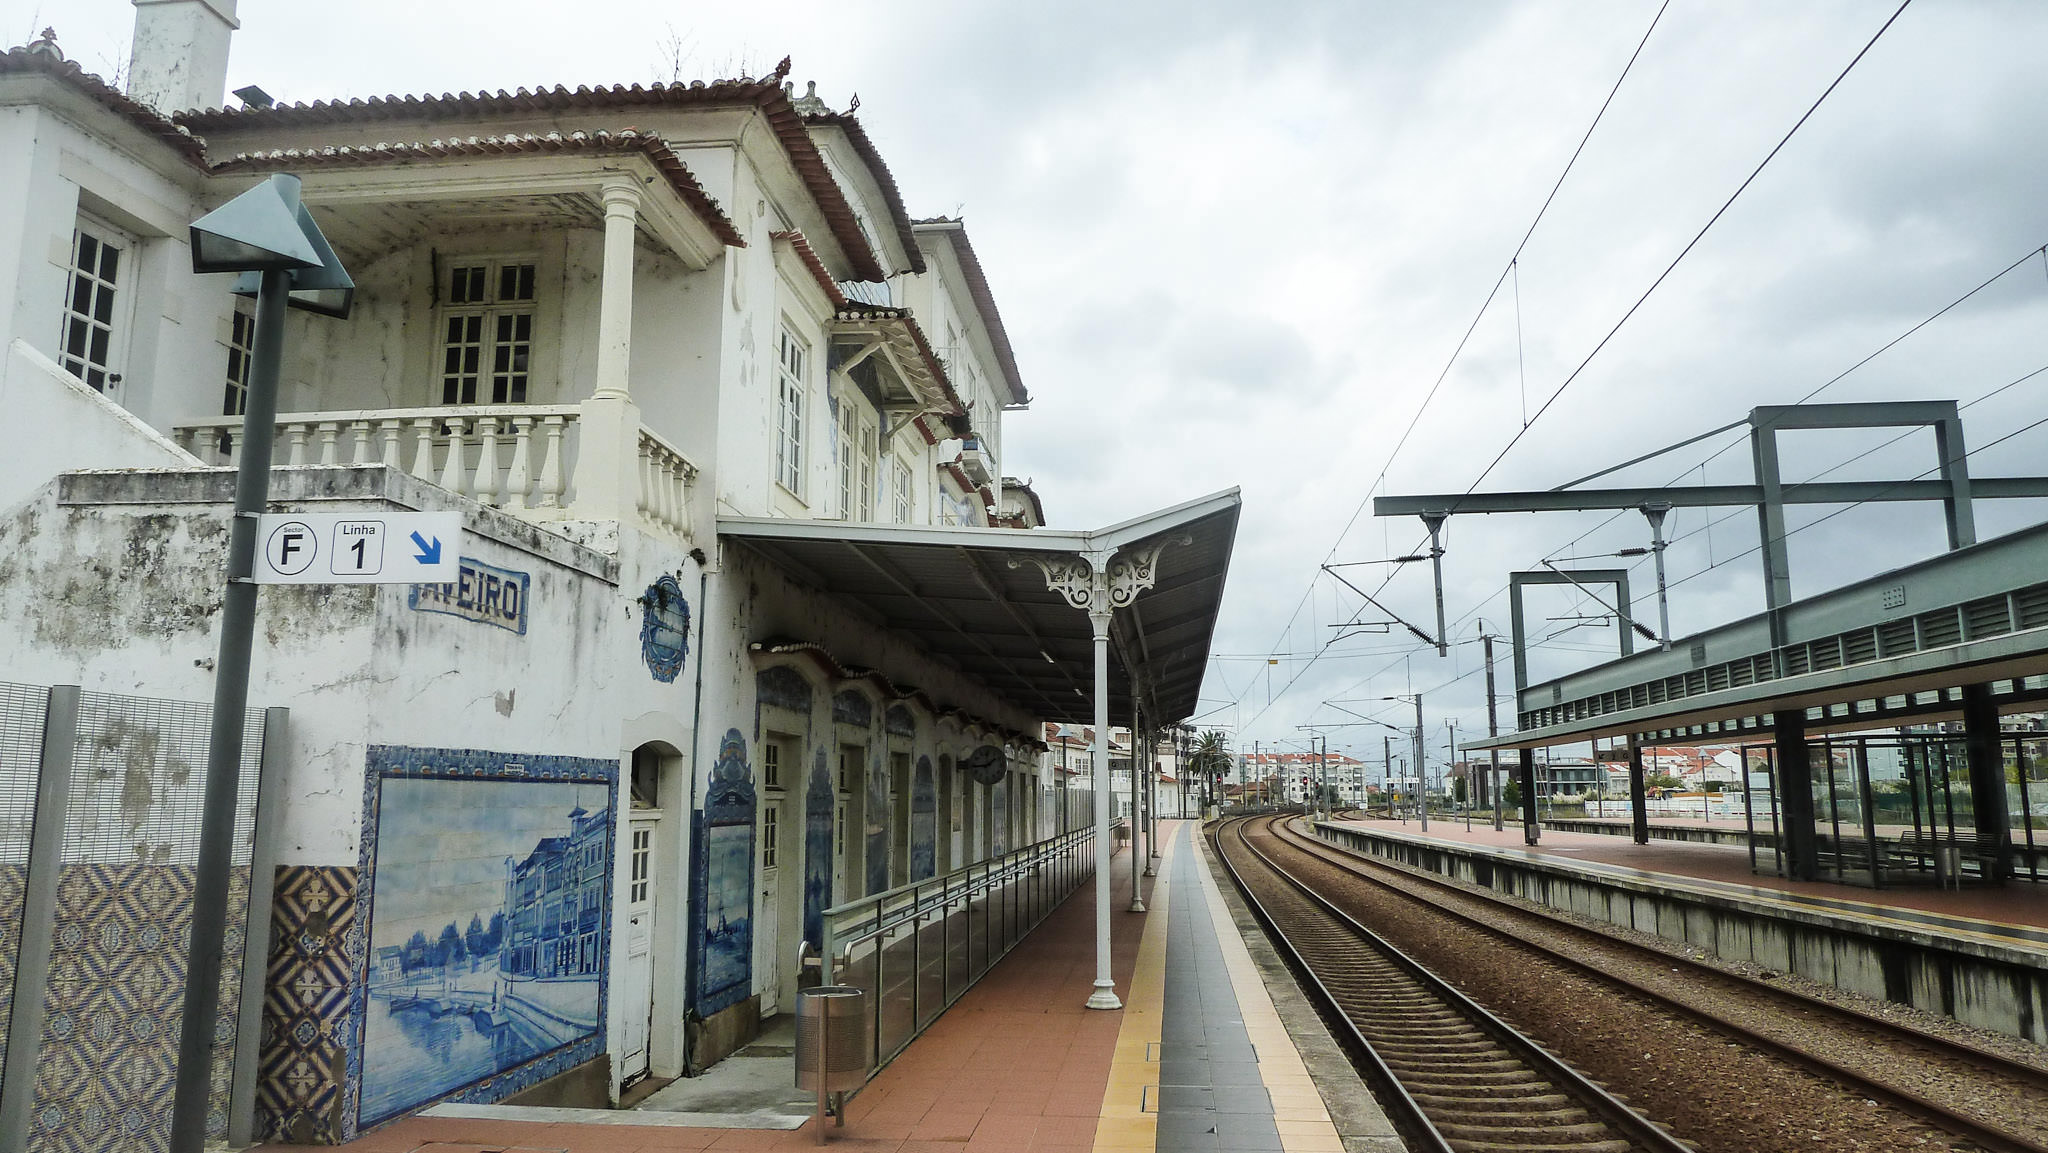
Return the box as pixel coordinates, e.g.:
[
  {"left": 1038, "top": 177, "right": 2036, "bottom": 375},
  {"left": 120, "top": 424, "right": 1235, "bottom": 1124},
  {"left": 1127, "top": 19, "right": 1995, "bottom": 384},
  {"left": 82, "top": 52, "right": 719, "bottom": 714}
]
[
  {"left": 1413, "top": 696, "right": 1428, "bottom": 832},
  {"left": 1146, "top": 724, "right": 1159, "bottom": 868},
  {"left": 1452, "top": 718, "right": 1468, "bottom": 832},
  {"left": 1423, "top": 513, "right": 1449, "bottom": 656},
  {"left": 172, "top": 265, "right": 289, "bottom": 1153},
  {"left": 1644, "top": 503, "right": 1673, "bottom": 650},
  {"left": 1384, "top": 735, "right": 1393, "bottom": 819},
  {"left": 0, "top": 686, "right": 79, "bottom": 1150},
  {"left": 1136, "top": 703, "right": 1153, "bottom": 885},
  {"left": 1084, "top": 561, "right": 1120, "bottom": 1010},
  {"left": 1484, "top": 632, "right": 1504, "bottom": 832}
]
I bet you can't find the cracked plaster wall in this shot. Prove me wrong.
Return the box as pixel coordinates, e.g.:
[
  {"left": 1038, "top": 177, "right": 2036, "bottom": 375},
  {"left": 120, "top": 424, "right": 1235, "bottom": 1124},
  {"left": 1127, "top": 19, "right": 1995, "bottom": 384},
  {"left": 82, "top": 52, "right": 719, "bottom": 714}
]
[{"left": 0, "top": 471, "right": 623, "bottom": 866}]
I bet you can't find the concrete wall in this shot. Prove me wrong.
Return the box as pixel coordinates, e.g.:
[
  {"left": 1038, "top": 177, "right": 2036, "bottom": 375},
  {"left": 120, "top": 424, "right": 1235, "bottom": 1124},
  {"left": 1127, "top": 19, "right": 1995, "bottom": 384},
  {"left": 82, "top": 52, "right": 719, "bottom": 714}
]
[{"left": 1313, "top": 822, "right": 2048, "bottom": 1047}]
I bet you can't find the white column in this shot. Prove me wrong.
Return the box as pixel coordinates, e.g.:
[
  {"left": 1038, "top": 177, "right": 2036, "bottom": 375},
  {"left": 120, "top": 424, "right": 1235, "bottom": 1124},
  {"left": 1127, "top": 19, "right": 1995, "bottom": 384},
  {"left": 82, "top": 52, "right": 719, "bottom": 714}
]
[
  {"left": 1143, "top": 721, "right": 1158, "bottom": 876},
  {"left": 592, "top": 180, "right": 641, "bottom": 402},
  {"left": 1130, "top": 697, "right": 1147, "bottom": 904},
  {"left": 1086, "top": 554, "right": 1122, "bottom": 1010},
  {"left": 577, "top": 179, "right": 645, "bottom": 520}
]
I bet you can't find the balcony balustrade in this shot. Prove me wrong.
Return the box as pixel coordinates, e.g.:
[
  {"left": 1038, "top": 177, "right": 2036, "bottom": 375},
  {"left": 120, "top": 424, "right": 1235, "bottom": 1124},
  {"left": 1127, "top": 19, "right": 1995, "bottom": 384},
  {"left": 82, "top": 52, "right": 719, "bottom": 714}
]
[{"left": 175, "top": 400, "right": 698, "bottom": 541}]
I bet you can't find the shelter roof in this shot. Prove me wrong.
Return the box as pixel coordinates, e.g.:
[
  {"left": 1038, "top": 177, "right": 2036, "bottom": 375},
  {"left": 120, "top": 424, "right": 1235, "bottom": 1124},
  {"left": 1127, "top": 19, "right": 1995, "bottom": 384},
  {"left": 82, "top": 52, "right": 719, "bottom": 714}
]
[
  {"left": 1467, "top": 519, "right": 2048, "bottom": 752},
  {"left": 832, "top": 300, "right": 970, "bottom": 426},
  {"left": 718, "top": 489, "right": 1241, "bottom": 726},
  {"left": 210, "top": 130, "right": 746, "bottom": 248},
  {"left": 174, "top": 61, "right": 890, "bottom": 281}
]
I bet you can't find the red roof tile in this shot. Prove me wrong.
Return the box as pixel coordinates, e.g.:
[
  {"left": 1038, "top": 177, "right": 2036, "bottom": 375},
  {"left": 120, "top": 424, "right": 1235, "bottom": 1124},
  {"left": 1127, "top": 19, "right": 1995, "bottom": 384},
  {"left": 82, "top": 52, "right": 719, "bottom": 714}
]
[
  {"left": 173, "top": 62, "right": 889, "bottom": 281},
  {"left": 770, "top": 229, "right": 846, "bottom": 305},
  {"left": 0, "top": 38, "right": 205, "bottom": 166},
  {"left": 804, "top": 111, "right": 925, "bottom": 275},
  {"left": 913, "top": 218, "right": 1028, "bottom": 406},
  {"left": 211, "top": 130, "right": 746, "bottom": 249}
]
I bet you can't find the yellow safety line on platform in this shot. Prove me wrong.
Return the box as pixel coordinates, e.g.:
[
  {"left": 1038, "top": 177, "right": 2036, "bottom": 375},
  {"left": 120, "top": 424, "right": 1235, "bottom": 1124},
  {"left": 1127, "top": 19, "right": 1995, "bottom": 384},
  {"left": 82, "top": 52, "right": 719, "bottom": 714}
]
[
  {"left": 1093, "top": 832, "right": 1170, "bottom": 1153},
  {"left": 1195, "top": 828, "right": 1346, "bottom": 1153}
]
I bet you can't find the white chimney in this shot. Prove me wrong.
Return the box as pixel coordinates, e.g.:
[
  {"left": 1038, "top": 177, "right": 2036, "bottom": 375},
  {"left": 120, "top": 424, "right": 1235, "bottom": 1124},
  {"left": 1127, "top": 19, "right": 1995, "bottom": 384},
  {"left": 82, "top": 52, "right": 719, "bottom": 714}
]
[{"left": 126, "top": 0, "right": 240, "bottom": 114}]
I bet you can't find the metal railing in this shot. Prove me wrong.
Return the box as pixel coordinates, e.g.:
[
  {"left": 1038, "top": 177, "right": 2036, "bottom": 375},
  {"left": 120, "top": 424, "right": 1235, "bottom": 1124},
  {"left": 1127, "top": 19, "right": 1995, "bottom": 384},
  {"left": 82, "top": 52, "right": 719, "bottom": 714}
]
[{"left": 818, "top": 822, "right": 1100, "bottom": 1077}]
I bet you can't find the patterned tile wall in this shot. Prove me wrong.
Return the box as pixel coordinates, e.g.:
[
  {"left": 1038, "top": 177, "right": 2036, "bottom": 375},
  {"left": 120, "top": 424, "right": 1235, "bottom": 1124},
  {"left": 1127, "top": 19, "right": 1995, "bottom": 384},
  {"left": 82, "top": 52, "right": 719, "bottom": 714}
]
[
  {"left": 255, "top": 866, "right": 360, "bottom": 1146},
  {"left": 28, "top": 863, "right": 248, "bottom": 1153}
]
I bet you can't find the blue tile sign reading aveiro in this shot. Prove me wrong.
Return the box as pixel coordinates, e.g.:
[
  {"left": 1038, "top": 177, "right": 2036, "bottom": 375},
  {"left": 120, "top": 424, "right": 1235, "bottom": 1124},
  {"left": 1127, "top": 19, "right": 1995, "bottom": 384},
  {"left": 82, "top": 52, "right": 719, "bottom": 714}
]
[{"left": 409, "top": 557, "right": 530, "bottom": 634}]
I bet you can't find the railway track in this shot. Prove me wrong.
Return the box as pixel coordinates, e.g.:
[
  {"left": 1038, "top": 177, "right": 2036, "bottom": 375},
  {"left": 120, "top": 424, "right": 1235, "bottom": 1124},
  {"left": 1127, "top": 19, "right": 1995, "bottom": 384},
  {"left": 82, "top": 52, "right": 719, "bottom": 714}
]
[
  {"left": 1212, "top": 815, "right": 1693, "bottom": 1153},
  {"left": 1222, "top": 813, "right": 2048, "bottom": 1153}
]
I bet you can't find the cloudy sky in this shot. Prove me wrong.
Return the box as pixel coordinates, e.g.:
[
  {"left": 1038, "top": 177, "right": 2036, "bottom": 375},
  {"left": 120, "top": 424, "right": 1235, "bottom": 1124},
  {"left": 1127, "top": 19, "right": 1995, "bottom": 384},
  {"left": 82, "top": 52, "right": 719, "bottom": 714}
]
[{"left": 18, "top": 1, "right": 2048, "bottom": 768}]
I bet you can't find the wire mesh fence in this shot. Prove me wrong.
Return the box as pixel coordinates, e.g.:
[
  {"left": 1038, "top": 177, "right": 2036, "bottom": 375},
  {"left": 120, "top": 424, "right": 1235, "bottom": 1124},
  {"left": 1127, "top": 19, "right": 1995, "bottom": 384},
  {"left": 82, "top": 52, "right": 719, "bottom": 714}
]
[{"left": 0, "top": 680, "right": 269, "bottom": 1152}]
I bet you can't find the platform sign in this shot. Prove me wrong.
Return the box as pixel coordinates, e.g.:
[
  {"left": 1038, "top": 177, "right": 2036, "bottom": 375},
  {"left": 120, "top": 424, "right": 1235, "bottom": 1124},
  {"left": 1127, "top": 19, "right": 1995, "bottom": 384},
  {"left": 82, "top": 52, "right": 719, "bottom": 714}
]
[{"left": 252, "top": 511, "right": 462, "bottom": 584}]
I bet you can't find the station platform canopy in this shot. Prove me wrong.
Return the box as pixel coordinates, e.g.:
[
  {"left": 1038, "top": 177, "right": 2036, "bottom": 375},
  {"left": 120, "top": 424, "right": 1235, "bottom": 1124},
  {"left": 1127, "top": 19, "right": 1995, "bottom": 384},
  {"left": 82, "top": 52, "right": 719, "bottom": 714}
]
[
  {"left": 717, "top": 489, "right": 1240, "bottom": 726},
  {"left": 1463, "top": 517, "right": 2048, "bottom": 753}
]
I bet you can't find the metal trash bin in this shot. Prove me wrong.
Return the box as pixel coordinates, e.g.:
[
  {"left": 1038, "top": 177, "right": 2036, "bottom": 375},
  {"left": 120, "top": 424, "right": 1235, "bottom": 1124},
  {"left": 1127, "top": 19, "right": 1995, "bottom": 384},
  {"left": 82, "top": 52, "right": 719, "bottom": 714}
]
[
  {"left": 796, "top": 985, "right": 869, "bottom": 1142},
  {"left": 1934, "top": 844, "right": 1964, "bottom": 890}
]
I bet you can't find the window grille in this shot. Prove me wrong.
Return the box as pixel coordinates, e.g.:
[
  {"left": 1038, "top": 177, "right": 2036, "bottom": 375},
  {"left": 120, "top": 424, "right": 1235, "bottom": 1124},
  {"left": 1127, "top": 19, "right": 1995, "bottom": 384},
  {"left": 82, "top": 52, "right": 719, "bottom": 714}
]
[
  {"left": 838, "top": 401, "right": 856, "bottom": 517},
  {"left": 857, "top": 428, "right": 875, "bottom": 520},
  {"left": 630, "top": 827, "right": 651, "bottom": 903},
  {"left": 440, "top": 259, "right": 536, "bottom": 404},
  {"left": 223, "top": 305, "right": 255, "bottom": 416},
  {"left": 776, "top": 328, "right": 807, "bottom": 494},
  {"left": 60, "top": 224, "right": 126, "bottom": 392}
]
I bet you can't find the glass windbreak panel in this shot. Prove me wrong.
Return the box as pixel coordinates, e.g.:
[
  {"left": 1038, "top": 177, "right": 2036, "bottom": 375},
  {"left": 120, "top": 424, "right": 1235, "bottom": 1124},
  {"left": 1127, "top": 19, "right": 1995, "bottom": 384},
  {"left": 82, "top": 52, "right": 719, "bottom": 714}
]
[
  {"left": 914, "top": 912, "right": 946, "bottom": 1032},
  {"left": 2015, "top": 737, "right": 2045, "bottom": 882},
  {"left": 1743, "top": 745, "right": 1781, "bottom": 877},
  {"left": 1811, "top": 742, "right": 1838, "bottom": 881},
  {"left": 876, "top": 921, "right": 917, "bottom": 1060},
  {"left": 1931, "top": 738, "right": 1971, "bottom": 845}
]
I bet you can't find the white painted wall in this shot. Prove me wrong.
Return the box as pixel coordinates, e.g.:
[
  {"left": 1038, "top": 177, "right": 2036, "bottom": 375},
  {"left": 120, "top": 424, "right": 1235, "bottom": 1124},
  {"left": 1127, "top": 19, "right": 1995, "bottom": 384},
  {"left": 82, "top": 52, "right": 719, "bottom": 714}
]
[{"left": 0, "top": 339, "right": 198, "bottom": 515}]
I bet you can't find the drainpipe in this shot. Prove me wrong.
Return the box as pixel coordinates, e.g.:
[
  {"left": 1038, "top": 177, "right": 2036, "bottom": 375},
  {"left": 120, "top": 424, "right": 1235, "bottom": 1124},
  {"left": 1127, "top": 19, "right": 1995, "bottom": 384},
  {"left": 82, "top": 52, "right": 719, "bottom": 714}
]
[{"left": 681, "top": 546, "right": 713, "bottom": 1075}]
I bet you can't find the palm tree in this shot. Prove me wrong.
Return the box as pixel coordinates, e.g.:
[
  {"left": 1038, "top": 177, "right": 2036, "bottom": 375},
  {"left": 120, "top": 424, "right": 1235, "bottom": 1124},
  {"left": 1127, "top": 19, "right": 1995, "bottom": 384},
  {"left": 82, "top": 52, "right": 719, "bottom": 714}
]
[{"left": 1191, "top": 730, "right": 1231, "bottom": 810}]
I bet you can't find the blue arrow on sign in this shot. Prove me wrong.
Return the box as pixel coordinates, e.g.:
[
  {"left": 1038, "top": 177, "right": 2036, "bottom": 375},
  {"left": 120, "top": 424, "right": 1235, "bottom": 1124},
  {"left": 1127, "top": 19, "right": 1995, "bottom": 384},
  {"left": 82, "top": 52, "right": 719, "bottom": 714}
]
[{"left": 410, "top": 531, "right": 442, "bottom": 565}]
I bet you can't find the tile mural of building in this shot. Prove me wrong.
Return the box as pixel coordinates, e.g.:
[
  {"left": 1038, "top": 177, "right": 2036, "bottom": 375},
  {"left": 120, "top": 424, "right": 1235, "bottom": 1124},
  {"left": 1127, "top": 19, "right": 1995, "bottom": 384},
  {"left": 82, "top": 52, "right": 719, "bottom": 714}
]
[{"left": 358, "top": 753, "right": 614, "bottom": 1130}]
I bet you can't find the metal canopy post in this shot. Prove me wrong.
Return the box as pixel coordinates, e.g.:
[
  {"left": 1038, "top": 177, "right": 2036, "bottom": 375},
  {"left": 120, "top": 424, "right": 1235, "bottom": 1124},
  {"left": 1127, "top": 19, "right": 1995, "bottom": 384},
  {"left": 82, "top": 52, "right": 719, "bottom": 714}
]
[
  {"left": 1129, "top": 696, "right": 1147, "bottom": 905},
  {"left": 1628, "top": 741, "right": 1650, "bottom": 845},
  {"left": 1086, "top": 554, "right": 1121, "bottom": 1008},
  {"left": 1774, "top": 710, "right": 1819, "bottom": 881},
  {"left": 1518, "top": 747, "right": 1539, "bottom": 845},
  {"left": 1960, "top": 683, "right": 2012, "bottom": 883},
  {"left": 1014, "top": 538, "right": 1182, "bottom": 1010}
]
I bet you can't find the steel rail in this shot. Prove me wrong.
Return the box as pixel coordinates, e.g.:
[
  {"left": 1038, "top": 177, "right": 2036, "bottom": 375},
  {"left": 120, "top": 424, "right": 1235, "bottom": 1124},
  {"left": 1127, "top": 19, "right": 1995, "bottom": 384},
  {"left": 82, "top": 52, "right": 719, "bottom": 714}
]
[
  {"left": 1213, "top": 815, "right": 1692, "bottom": 1153},
  {"left": 1280, "top": 818, "right": 2048, "bottom": 1153}
]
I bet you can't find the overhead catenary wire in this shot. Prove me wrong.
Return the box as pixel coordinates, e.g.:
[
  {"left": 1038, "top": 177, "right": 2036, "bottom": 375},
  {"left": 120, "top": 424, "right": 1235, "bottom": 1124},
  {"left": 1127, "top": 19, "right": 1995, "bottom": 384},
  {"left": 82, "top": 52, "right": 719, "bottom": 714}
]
[
  {"left": 1239, "top": 1, "right": 1911, "bottom": 734},
  {"left": 1230, "top": 0, "right": 1674, "bottom": 698}
]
